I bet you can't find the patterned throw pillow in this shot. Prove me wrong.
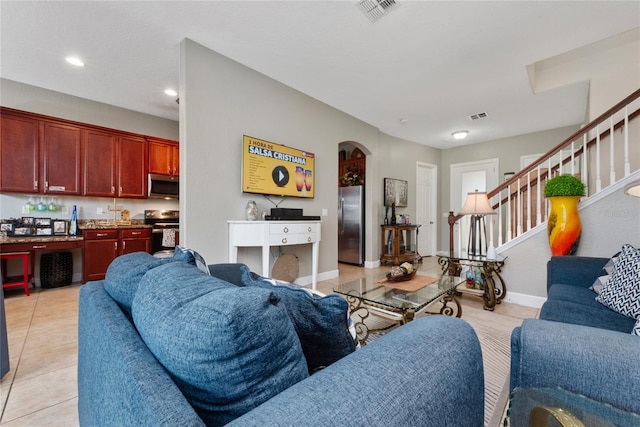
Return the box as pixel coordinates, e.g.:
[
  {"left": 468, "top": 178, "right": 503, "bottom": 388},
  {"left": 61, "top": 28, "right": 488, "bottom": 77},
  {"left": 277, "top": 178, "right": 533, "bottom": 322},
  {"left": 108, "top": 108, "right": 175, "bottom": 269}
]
[
  {"left": 590, "top": 253, "right": 619, "bottom": 295},
  {"left": 596, "top": 244, "right": 640, "bottom": 319},
  {"left": 633, "top": 317, "right": 640, "bottom": 337},
  {"left": 174, "top": 246, "right": 210, "bottom": 275}
]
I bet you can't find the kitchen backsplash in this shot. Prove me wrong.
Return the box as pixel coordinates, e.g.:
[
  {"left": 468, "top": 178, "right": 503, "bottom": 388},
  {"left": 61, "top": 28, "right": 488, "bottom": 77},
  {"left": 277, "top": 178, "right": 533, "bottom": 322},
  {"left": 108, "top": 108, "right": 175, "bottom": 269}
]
[{"left": 0, "top": 193, "right": 179, "bottom": 223}]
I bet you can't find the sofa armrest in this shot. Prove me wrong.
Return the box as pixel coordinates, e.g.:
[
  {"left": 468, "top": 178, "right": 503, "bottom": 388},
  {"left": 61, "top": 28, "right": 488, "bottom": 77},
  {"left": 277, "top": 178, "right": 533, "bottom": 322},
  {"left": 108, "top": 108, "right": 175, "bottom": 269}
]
[
  {"left": 78, "top": 282, "right": 205, "bottom": 427},
  {"left": 231, "top": 316, "right": 484, "bottom": 427},
  {"left": 510, "top": 319, "right": 640, "bottom": 414},
  {"left": 546, "top": 256, "right": 609, "bottom": 292}
]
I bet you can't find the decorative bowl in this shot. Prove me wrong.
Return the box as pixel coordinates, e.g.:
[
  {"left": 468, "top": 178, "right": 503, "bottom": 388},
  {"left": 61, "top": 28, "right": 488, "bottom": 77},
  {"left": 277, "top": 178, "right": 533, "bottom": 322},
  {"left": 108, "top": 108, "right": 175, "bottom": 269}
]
[{"left": 386, "top": 270, "right": 417, "bottom": 282}]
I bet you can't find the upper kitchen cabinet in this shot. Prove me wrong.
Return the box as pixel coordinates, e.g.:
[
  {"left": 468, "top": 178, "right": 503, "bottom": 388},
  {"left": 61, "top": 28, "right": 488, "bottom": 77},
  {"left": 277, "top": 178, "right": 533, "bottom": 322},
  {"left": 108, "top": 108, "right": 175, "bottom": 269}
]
[
  {"left": 0, "top": 110, "right": 40, "bottom": 193},
  {"left": 0, "top": 109, "right": 81, "bottom": 195},
  {"left": 148, "top": 138, "right": 179, "bottom": 177},
  {"left": 83, "top": 130, "right": 147, "bottom": 199},
  {"left": 42, "top": 121, "right": 82, "bottom": 195}
]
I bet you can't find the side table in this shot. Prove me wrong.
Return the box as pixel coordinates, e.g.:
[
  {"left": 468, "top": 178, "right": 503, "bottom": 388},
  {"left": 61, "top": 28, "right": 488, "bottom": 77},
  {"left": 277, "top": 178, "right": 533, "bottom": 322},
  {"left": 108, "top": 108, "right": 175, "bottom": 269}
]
[{"left": 436, "top": 252, "right": 507, "bottom": 311}]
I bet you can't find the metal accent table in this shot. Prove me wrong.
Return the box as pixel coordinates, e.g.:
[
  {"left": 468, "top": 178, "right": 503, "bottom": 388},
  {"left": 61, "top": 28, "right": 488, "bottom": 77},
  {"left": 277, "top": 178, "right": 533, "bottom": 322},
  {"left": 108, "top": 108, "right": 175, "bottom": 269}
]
[
  {"left": 333, "top": 273, "right": 463, "bottom": 345},
  {"left": 436, "top": 251, "right": 507, "bottom": 311}
]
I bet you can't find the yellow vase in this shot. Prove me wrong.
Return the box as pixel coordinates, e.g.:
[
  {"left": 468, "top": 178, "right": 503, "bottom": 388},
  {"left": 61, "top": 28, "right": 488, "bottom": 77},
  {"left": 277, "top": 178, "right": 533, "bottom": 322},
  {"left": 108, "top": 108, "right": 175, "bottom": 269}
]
[{"left": 547, "top": 196, "right": 581, "bottom": 256}]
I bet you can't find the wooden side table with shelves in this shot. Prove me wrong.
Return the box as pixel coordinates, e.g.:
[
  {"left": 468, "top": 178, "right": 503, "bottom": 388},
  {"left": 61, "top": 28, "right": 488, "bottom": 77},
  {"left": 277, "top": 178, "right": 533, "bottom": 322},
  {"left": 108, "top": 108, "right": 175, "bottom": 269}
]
[
  {"left": 380, "top": 224, "right": 421, "bottom": 266},
  {"left": 436, "top": 252, "right": 507, "bottom": 311}
]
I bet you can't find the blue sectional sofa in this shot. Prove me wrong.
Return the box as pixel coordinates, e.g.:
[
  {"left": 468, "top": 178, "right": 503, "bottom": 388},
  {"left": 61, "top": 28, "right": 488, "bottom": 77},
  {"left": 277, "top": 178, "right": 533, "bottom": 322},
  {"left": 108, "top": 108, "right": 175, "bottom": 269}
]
[
  {"left": 78, "top": 251, "right": 485, "bottom": 426},
  {"left": 509, "top": 255, "right": 640, "bottom": 423}
]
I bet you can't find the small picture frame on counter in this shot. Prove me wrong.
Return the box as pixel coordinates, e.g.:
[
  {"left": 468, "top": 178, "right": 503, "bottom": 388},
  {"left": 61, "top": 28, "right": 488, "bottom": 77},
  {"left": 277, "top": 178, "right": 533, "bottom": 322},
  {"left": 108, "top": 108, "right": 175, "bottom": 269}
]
[
  {"left": 21, "top": 217, "right": 34, "bottom": 226},
  {"left": 13, "top": 227, "right": 32, "bottom": 236},
  {"left": 35, "top": 218, "right": 51, "bottom": 227},
  {"left": 36, "top": 227, "right": 53, "bottom": 236},
  {"left": 53, "top": 220, "right": 67, "bottom": 235},
  {"left": 0, "top": 223, "right": 14, "bottom": 233}
]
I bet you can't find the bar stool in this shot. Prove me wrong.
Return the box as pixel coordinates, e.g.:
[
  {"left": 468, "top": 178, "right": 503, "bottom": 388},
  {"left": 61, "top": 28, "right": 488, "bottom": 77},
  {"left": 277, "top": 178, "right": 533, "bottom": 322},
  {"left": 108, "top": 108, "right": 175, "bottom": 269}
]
[{"left": 1, "top": 252, "right": 30, "bottom": 296}]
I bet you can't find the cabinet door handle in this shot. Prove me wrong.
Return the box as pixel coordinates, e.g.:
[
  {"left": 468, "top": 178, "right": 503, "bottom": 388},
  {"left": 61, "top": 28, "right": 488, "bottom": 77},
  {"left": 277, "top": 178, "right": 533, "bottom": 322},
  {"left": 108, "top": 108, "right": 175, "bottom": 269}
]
[
  {"left": 114, "top": 242, "right": 118, "bottom": 251},
  {"left": 131, "top": 232, "right": 141, "bottom": 235},
  {"left": 32, "top": 245, "right": 47, "bottom": 249},
  {"left": 308, "top": 226, "right": 312, "bottom": 232},
  {"left": 122, "top": 241, "right": 126, "bottom": 251},
  {"left": 34, "top": 180, "right": 38, "bottom": 190},
  {"left": 119, "top": 186, "right": 123, "bottom": 194},
  {"left": 167, "top": 166, "right": 171, "bottom": 174},
  {"left": 44, "top": 181, "right": 48, "bottom": 190},
  {"left": 307, "top": 236, "right": 312, "bottom": 242},
  {"left": 283, "top": 227, "right": 289, "bottom": 233},
  {"left": 281, "top": 238, "right": 288, "bottom": 244},
  {"left": 96, "top": 233, "right": 108, "bottom": 237},
  {"left": 111, "top": 186, "right": 115, "bottom": 194}
]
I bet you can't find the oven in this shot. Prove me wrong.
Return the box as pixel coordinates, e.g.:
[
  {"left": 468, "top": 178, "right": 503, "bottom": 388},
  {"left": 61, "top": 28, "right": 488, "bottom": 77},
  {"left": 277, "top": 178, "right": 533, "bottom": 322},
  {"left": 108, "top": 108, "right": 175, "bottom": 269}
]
[{"left": 144, "top": 210, "right": 180, "bottom": 258}]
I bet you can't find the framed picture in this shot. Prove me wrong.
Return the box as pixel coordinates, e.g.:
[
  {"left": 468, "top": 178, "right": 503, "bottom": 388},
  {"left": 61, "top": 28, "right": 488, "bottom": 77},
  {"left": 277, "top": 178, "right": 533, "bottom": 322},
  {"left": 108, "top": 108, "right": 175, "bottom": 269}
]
[
  {"left": 36, "top": 227, "right": 53, "bottom": 236},
  {"left": 384, "top": 178, "right": 408, "bottom": 207},
  {"left": 14, "top": 227, "right": 32, "bottom": 236},
  {"left": 22, "top": 217, "right": 34, "bottom": 226},
  {"left": 53, "top": 220, "right": 67, "bottom": 235},
  {"left": 0, "top": 223, "right": 14, "bottom": 233},
  {"left": 35, "top": 217, "right": 51, "bottom": 227}
]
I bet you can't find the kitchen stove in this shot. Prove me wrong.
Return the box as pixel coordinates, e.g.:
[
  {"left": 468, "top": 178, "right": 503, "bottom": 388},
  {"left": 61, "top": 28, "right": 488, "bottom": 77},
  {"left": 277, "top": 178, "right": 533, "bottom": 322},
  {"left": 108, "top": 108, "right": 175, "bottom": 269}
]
[{"left": 144, "top": 210, "right": 180, "bottom": 257}]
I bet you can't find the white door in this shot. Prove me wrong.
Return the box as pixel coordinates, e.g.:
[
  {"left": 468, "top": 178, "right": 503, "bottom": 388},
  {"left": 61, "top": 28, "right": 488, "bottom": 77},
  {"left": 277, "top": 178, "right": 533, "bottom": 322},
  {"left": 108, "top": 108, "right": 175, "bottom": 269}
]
[
  {"left": 450, "top": 159, "right": 499, "bottom": 254},
  {"left": 416, "top": 162, "right": 437, "bottom": 256}
]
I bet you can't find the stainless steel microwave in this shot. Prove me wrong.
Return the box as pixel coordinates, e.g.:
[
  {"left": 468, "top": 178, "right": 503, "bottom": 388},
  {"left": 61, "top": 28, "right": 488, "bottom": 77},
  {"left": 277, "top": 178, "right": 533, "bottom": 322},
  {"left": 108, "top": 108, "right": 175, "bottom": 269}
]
[{"left": 148, "top": 174, "right": 179, "bottom": 199}]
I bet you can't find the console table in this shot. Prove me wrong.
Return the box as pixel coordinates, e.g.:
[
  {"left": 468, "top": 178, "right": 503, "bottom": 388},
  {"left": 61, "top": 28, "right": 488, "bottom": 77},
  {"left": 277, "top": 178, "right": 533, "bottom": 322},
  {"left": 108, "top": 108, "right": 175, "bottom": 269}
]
[
  {"left": 227, "top": 220, "right": 321, "bottom": 290},
  {"left": 436, "top": 252, "right": 507, "bottom": 311}
]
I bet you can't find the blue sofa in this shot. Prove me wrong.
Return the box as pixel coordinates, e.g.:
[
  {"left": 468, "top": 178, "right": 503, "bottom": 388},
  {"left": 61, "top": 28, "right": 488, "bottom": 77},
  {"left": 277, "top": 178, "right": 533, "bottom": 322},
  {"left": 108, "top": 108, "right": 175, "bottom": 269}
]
[
  {"left": 78, "top": 252, "right": 485, "bottom": 426},
  {"left": 510, "top": 256, "right": 640, "bottom": 421}
]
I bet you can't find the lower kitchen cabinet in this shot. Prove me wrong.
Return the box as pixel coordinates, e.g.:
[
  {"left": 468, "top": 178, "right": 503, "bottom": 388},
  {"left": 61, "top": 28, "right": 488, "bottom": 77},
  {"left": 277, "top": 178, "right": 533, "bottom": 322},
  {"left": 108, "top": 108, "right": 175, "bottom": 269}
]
[{"left": 82, "top": 228, "right": 151, "bottom": 282}]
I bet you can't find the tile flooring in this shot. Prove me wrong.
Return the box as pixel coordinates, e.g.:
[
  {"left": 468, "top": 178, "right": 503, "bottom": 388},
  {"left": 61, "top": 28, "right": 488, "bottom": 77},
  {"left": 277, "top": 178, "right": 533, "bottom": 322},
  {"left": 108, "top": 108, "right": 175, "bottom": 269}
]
[{"left": 1, "top": 257, "right": 539, "bottom": 426}]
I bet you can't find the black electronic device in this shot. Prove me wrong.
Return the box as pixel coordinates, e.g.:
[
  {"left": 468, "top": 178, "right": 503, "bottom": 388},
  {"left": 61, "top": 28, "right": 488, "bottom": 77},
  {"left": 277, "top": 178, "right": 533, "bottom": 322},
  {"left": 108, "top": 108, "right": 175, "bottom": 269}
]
[
  {"left": 264, "top": 215, "right": 321, "bottom": 221},
  {"left": 271, "top": 208, "right": 303, "bottom": 217}
]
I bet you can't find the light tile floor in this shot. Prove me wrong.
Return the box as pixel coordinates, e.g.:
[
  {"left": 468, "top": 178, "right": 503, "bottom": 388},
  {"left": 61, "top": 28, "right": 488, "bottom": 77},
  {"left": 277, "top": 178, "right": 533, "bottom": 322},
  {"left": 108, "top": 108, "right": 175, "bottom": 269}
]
[{"left": 1, "top": 257, "right": 539, "bottom": 426}]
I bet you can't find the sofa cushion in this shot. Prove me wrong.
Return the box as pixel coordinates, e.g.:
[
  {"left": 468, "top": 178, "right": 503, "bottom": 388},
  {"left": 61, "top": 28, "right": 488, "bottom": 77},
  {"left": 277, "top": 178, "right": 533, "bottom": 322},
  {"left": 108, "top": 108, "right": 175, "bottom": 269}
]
[
  {"left": 548, "top": 284, "right": 602, "bottom": 308},
  {"left": 104, "top": 251, "right": 175, "bottom": 317},
  {"left": 540, "top": 299, "right": 636, "bottom": 333},
  {"left": 208, "top": 263, "right": 357, "bottom": 373},
  {"left": 596, "top": 244, "right": 640, "bottom": 318},
  {"left": 132, "top": 261, "right": 309, "bottom": 426}
]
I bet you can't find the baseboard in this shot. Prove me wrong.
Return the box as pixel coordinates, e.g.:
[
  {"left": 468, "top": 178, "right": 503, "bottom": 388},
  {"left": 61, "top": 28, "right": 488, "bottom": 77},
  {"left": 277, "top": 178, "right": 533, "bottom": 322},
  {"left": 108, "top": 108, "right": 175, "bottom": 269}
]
[
  {"left": 297, "top": 269, "right": 338, "bottom": 286},
  {"left": 502, "top": 291, "right": 546, "bottom": 309}
]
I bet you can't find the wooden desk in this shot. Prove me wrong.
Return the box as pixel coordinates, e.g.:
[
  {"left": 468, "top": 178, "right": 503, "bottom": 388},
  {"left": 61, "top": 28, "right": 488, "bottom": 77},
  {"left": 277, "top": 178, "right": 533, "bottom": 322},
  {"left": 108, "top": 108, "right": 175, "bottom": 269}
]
[
  {"left": 0, "top": 237, "right": 84, "bottom": 287},
  {"left": 227, "top": 220, "right": 321, "bottom": 289}
]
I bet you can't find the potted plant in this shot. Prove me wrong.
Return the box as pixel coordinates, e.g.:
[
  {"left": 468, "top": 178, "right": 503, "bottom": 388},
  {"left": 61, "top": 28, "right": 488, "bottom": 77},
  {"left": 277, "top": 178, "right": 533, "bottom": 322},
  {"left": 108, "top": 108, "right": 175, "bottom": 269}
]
[{"left": 544, "top": 174, "right": 586, "bottom": 256}]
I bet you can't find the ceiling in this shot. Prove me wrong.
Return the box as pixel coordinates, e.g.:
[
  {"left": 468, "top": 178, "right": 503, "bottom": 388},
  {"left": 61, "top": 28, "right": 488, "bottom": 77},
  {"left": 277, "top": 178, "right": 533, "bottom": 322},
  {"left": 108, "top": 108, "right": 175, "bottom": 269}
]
[{"left": 1, "top": 1, "right": 639, "bottom": 149}]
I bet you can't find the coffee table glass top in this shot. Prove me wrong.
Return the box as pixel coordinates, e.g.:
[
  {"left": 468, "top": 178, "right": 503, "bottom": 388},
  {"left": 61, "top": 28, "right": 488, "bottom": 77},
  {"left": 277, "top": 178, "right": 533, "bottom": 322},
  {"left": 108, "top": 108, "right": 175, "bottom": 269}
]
[{"left": 333, "top": 273, "right": 463, "bottom": 311}]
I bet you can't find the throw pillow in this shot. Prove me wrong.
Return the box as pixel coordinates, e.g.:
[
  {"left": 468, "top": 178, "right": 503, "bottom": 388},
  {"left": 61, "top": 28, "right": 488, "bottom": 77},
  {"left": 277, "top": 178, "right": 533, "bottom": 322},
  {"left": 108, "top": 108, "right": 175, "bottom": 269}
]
[
  {"left": 590, "top": 252, "right": 619, "bottom": 295},
  {"left": 132, "top": 262, "right": 308, "bottom": 426},
  {"left": 633, "top": 317, "right": 640, "bottom": 337},
  {"left": 104, "top": 251, "right": 174, "bottom": 317},
  {"left": 174, "top": 245, "right": 210, "bottom": 275},
  {"left": 208, "top": 263, "right": 358, "bottom": 373},
  {"left": 596, "top": 244, "right": 640, "bottom": 319}
]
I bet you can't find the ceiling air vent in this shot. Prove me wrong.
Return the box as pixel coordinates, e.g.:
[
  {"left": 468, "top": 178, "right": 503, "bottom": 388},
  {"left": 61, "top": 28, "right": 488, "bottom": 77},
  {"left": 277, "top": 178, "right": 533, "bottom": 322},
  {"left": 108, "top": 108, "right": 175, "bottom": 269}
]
[
  {"left": 357, "top": 0, "right": 399, "bottom": 22},
  {"left": 469, "top": 112, "right": 488, "bottom": 121}
]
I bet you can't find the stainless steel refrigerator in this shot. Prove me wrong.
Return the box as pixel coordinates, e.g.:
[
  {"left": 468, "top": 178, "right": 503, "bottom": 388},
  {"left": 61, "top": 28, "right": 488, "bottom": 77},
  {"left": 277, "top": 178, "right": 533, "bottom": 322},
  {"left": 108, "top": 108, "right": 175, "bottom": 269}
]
[{"left": 338, "top": 185, "right": 364, "bottom": 265}]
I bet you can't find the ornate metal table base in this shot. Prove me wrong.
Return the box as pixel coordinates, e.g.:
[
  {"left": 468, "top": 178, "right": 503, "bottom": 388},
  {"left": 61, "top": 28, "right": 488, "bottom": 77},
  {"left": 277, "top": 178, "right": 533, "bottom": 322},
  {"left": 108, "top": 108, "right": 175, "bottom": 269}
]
[
  {"left": 438, "top": 256, "right": 507, "bottom": 311},
  {"left": 344, "top": 290, "right": 461, "bottom": 345}
]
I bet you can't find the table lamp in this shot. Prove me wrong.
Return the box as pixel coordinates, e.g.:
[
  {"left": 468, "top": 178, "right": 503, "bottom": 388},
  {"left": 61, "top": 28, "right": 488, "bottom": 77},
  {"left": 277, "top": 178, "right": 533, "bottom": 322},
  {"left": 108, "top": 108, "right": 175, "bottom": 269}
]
[{"left": 459, "top": 190, "right": 495, "bottom": 257}]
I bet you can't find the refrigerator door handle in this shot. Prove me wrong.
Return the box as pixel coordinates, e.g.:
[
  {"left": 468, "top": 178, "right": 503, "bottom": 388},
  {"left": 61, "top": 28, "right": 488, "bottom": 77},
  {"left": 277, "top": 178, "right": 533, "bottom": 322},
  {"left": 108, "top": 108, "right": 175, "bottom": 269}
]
[{"left": 339, "top": 197, "right": 345, "bottom": 234}]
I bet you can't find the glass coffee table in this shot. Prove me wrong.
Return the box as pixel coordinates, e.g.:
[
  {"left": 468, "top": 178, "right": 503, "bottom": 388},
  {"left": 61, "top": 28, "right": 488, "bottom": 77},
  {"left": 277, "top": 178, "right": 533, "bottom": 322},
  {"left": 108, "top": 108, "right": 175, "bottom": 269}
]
[{"left": 333, "top": 273, "right": 463, "bottom": 344}]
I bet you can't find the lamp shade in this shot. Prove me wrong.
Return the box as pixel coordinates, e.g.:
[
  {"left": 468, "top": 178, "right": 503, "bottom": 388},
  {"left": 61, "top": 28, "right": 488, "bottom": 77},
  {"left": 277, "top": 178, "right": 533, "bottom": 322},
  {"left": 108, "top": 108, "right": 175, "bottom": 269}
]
[
  {"left": 624, "top": 180, "right": 640, "bottom": 198},
  {"left": 459, "top": 191, "right": 495, "bottom": 215}
]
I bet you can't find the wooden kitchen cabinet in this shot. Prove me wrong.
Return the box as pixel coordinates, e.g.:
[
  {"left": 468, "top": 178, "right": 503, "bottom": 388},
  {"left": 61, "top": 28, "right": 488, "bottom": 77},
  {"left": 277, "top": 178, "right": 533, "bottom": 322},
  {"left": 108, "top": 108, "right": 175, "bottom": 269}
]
[
  {"left": 41, "top": 121, "right": 82, "bottom": 195},
  {"left": 0, "top": 111, "right": 40, "bottom": 193},
  {"left": 83, "top": 229, "right": 119, "bottom": 282},
  {"left": 120, "top": 228, "right": 151, "bottom": 255},
  {"left": 83, "top": 130, "right": 147, "bottom": 198},
  {"left": 148, "top": 138, "right": 179, "bottom": 177},
  {"left": 82, "top": 228, "right": 151, "bottom": 282}
]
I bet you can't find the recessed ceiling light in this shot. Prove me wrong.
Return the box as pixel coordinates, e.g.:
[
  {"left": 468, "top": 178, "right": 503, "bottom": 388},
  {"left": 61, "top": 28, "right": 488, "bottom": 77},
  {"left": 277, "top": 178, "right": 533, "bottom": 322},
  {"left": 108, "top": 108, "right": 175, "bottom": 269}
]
[
  {"left": 452, "top": 130, "right": 469, "bottom": 140},
  {"left": 65, "top": 56, "right": 85, "bottom": 67},
  {"left": 164, "top": 89, "right": 178, "bottom": 97}
]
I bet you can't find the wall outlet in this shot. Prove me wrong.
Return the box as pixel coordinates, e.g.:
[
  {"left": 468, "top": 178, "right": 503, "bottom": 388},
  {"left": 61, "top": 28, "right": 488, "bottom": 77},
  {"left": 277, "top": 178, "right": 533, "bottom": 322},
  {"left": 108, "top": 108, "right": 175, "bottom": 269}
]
[{"left": 322, "top": 208, "right": 328, "bottom": 216}]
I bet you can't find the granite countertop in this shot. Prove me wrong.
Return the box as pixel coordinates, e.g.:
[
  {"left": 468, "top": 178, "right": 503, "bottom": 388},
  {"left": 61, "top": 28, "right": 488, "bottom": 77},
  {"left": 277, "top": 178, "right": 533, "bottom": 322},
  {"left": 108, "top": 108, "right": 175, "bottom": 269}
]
[
  {"left": 0, "top": 235, "right": 85, "bottom": 244},
  {"left": 79, "top": 219, "right": 151, "bottom": 230}
]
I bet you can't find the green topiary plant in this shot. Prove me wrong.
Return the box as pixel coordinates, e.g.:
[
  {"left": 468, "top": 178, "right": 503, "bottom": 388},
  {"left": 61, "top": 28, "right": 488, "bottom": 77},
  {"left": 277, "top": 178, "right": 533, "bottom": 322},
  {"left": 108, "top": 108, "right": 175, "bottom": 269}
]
[{"left": 544, "top": 174, "right": 586, "bottom": 197}]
